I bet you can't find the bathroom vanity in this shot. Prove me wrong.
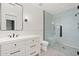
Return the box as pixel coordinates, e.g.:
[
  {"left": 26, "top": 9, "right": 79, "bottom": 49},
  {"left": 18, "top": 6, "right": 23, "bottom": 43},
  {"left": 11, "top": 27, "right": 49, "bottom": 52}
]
[
  {"left": 0, "top": 3, "right": 41, "bottom": 56},
  {"left": 0, "top": 35, "right": 41, "bottom": 56}
]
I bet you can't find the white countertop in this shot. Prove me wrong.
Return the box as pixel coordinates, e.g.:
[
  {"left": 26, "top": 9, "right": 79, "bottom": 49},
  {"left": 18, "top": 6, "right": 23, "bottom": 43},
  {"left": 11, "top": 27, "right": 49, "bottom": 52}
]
[{"left": 0, "top": 35, "right": 39, "bottom": 45}]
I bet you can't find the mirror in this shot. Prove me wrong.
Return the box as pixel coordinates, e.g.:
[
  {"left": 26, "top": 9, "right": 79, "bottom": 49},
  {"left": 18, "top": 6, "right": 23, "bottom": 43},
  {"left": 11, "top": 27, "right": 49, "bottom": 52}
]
[
  {"left": 6, "top": 20, "right": 15, "bottom": 30},
  {"left": 0, "top": 3, "right": 23, "bottom": 31}
]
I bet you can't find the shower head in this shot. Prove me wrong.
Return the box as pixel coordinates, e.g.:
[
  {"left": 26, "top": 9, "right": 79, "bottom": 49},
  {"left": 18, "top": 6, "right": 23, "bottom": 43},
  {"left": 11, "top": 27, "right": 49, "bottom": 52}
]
[{"left": 75, "top": 5, "right": 79, "bottom": 16}]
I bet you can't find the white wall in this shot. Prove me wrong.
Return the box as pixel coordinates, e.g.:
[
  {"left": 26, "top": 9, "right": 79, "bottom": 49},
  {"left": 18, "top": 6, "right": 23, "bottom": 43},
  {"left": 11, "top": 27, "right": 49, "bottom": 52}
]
[
  {"left": 0, "top": 3, "right": 43, "bottom": 41},
  {"left": 22, "top": 3, "right": 43, "bottom": 41}
]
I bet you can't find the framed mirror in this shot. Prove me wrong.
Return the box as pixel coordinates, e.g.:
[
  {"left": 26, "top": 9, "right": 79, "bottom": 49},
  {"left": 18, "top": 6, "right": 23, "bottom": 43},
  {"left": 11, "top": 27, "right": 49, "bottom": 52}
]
[{"left": 0, "top": 3, "right": 23, "bottom": 31}]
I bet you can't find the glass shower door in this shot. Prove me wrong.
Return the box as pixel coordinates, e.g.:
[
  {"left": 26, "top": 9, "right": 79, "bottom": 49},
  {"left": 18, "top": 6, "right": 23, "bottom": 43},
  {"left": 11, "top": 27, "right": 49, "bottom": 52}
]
[{"left": 44, "top": 11, "right": 56, "bottom": 47}]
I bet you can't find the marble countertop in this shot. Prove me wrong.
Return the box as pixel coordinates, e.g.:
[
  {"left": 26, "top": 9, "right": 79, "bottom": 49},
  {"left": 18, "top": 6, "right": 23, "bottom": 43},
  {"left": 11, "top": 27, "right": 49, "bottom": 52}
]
[{"left": 0, "top": 35, "right": 39, "bottom": 45}]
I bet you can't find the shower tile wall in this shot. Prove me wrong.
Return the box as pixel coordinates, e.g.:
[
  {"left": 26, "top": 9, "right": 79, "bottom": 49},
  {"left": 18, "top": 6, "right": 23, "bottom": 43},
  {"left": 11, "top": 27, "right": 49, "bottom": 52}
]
[{"left": 54, "top": 6, "right": 79, "bottom": 49}]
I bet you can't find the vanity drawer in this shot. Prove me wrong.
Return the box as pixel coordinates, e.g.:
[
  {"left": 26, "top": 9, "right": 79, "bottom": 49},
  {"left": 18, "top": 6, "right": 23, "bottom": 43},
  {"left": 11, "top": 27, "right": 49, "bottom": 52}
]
[
  {"left": 1, "top": 40, "right": 26, "bottom": 50},
  {"left": 1, "top": 40, "right": 26, "bottom": 56},
  {"left": 29, "top": 43, "right": 40, "bottom": 55},
  {"left": 29, "top": 47, "right": 40, "bottom": 56},
  {"left": 1, "top": 46, "right": 26, "bottom": 56},
  {"left": 29, "top": 50, "right": 38, "bottom": 56}
]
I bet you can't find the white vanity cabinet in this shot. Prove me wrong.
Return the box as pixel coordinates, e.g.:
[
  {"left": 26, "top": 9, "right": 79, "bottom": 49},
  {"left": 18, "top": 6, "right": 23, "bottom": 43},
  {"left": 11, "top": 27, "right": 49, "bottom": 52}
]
[
  {"left": 0, "top": 40, "right": 26, "bottom": 56},
  {"left": 27, "top": 37, "right": 41, "bottom": 56},
  {"left": 0, "top": 36, "right": 41, "bottom": 56}
]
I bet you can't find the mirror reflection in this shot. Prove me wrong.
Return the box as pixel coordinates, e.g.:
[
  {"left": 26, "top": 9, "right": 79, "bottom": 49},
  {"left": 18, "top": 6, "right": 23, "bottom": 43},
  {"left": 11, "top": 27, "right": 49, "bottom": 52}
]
[{"left": 0, "top": 3, "right": 23, "bottom": 31}]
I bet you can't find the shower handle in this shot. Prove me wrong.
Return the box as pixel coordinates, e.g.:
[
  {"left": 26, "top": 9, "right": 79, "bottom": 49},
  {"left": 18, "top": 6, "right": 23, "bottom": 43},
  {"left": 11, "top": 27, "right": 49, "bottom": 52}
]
[{"left": 60, "top": 25, "right": 62, "bottom": 37}]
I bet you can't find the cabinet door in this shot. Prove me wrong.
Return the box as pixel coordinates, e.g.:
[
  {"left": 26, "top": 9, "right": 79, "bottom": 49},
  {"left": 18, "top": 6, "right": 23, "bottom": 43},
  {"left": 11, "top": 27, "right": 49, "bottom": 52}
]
[
  {"left": 1, "top": 40, "right": 26, "bottom": 56},
  {"left": 28, "top": 38, "right": 41, "bottom": 56}
]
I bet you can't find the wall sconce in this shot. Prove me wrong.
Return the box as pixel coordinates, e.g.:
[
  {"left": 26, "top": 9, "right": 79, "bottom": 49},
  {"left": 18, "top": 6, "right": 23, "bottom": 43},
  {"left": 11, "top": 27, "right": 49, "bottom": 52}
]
[{"left": 24, "top": 19, "right": 28, "bottom": 22}]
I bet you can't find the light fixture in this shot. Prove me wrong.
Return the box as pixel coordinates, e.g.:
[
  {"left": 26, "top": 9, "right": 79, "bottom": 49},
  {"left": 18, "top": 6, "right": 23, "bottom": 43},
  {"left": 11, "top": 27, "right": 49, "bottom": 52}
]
[{"left": 24, "top": 19, "right": 28, "bottom": 22}]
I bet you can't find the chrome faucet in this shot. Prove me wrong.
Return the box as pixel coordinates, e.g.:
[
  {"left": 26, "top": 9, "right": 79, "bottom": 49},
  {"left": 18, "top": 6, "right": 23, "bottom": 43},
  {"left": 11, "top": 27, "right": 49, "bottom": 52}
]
[
  {"left": 13, "top": 33, "right": 19, "bottom": 38},
  {"left": 13, "top": 33, "right": 15, "bottom": 38},
  {"left": 8, "top": 33, "right": 19, "bottom": 38}
]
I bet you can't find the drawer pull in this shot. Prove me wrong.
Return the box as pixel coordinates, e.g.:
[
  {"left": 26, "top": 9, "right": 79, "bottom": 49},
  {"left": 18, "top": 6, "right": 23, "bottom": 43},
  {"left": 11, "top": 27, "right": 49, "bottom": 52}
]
[
  {"left": 10, "top": 50, "right": 20, "bottom": 55},
  {"left": 30, "top": 45, "right": 36, "bottom": 48},
  {"left": 30, "top": 51, "right": 36, "bottom": 55},
  {"left": 14, "top": 44, "right": 16, "bottom": 46}
]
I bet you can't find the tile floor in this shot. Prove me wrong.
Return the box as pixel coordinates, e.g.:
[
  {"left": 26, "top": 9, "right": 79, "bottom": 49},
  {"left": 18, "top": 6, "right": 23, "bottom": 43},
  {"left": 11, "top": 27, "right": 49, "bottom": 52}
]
[{"left": 40, "top": 48, "right": 65, "bottom": 56}]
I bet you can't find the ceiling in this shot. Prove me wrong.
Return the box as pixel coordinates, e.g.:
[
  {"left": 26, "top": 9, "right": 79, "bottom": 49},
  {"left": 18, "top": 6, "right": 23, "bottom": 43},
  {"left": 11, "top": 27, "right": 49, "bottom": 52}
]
[{"left": 32, "top": 3, "right": 79, "bottom": 14}]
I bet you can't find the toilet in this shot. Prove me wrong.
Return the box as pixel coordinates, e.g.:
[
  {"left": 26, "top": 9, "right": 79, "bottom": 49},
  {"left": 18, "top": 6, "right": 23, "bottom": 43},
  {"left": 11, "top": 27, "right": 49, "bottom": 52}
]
[{"left": 41, "top": 41, "right": 49, "bottom": 52}]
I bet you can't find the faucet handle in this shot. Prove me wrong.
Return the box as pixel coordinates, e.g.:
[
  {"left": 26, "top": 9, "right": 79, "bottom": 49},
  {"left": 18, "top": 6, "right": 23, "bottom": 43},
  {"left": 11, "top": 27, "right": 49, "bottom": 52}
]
[
  {"left": 16, "top": 34, "right": 19, "bottom": 37},
  {"left": 13, "top": 33, "right": 15, "bottom": 38}
]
